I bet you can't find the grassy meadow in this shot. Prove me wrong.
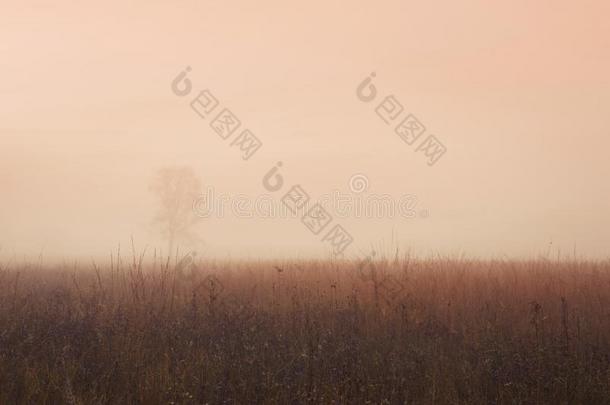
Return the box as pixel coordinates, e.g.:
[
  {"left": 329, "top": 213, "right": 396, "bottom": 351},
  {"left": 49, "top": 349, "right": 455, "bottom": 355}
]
[{"left": 0, "top": 254, "right": 608, "bottom": 404}]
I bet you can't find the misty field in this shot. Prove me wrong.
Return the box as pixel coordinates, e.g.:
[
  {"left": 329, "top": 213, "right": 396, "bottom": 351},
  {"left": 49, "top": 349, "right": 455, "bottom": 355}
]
[{"left": 0, "top": 255, "right": 608, "bottom": 404}]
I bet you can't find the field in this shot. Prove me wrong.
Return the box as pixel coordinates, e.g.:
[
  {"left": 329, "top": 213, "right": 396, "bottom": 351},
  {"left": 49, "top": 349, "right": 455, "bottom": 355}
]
[{"left": 0, "top": 254, "right": 608, "bottom": 404}]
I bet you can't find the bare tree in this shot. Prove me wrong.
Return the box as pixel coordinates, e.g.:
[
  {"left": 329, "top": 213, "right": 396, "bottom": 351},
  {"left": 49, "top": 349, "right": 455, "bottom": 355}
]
[{"left": 149, "top": 166, "right": 203, "bottom": 258}]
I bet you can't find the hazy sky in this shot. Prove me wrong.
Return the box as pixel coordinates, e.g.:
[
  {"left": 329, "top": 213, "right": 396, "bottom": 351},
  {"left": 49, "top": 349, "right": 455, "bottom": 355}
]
[{"left": 2, "top": 0, "right": 609, "bottom": 261}]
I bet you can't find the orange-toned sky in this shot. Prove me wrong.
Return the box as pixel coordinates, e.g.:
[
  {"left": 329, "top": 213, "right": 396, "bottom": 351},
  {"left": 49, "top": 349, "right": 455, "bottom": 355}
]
[{"left": 2, "top": 1, "right": 609, "bottom": 262}]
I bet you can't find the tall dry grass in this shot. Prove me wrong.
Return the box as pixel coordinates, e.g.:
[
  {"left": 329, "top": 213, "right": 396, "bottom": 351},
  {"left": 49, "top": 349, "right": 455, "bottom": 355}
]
[{"left": 0, "top": 253, "right": 608, "bottom": 404}]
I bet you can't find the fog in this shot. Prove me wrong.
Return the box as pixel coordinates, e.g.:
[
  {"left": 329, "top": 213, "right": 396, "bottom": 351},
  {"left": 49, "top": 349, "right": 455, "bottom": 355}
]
[{"left": 2, "top": 1, "right": 610, "bottom": 262}]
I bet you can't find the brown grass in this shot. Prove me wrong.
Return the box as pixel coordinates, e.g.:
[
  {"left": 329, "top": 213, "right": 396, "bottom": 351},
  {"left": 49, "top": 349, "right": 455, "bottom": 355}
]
[{"left": 0, "top": 254, "right": 608, "bottom": 404}]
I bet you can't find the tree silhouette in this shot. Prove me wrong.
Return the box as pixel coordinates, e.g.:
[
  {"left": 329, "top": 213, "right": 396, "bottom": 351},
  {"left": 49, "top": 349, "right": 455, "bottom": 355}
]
[{"left": 149, "top": 166, "right": 202, "bottom": 258}]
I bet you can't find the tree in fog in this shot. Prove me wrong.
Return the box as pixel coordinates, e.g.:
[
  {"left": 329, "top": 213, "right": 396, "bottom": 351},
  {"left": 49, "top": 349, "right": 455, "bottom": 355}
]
[{"left": 149, "top": 166, "right": 203, "bottom": 258}]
